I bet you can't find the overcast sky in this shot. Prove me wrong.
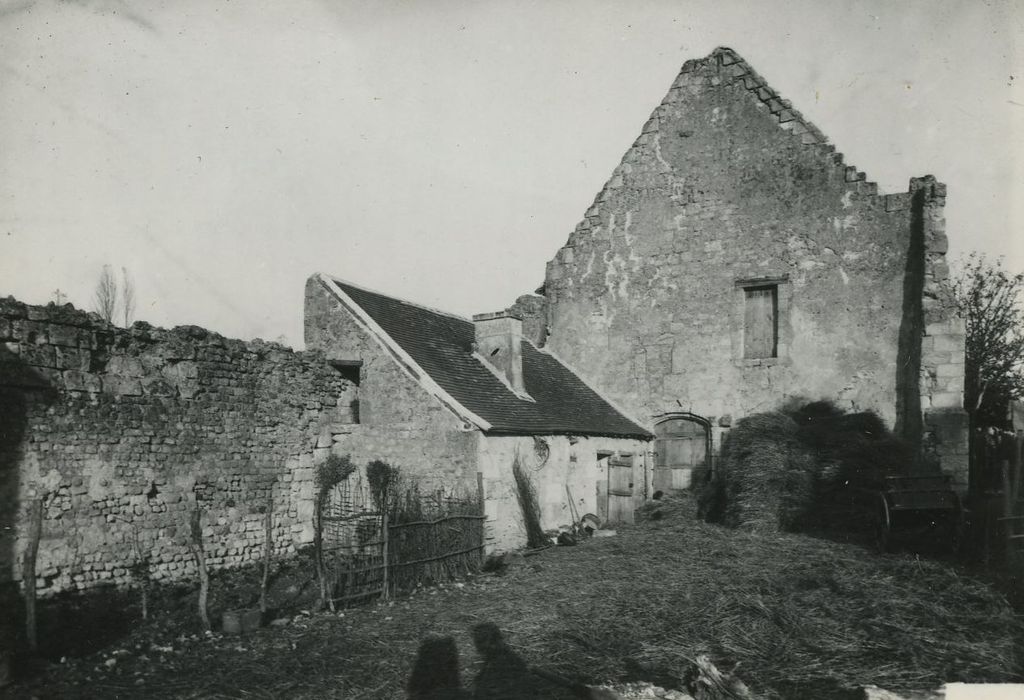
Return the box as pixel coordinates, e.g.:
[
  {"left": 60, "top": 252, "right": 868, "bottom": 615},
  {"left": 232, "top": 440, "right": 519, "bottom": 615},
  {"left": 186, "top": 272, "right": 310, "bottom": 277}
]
[{"left": 1, "top": 0, "right": 1022, "bottom": 347}]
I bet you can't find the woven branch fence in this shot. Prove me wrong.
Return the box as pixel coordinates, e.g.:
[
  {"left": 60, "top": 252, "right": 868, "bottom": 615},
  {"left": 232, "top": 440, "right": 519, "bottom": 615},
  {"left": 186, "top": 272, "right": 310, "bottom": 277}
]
[{"left": 319, "top": 473, "right": 486, "bottom": 607}]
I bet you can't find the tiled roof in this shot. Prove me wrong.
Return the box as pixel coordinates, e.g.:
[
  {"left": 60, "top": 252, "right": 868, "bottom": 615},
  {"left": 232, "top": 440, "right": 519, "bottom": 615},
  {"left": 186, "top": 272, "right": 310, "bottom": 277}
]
[{"left": 327, "top": 278, "right": 651, "bottom": 439}]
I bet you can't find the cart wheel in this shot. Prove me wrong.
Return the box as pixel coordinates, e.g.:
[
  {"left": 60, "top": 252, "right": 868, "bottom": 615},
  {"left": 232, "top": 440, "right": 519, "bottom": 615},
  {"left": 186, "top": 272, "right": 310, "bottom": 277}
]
[{"left": 874, "top": 493, "right": 892, "bottom": 553}]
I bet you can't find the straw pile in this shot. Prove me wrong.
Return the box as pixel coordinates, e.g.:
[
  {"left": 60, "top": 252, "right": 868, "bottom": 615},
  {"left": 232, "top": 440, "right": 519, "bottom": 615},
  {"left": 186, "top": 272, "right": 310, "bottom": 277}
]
[
  {"left": 20, "top": 514, "right": 1023, "bottom": 699},
  {"left": 513, "top": 453, "right": 548, "bottom": 548},
  {"left": 699, "top": 400, "right": 911, "bottom": 535}
]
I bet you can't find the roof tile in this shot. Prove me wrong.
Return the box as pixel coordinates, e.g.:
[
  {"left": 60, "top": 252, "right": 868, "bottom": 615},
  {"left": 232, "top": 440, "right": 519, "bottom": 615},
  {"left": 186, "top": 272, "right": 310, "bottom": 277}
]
[{"left": 331, "top": 279, "right": 651, "bottom": 439}]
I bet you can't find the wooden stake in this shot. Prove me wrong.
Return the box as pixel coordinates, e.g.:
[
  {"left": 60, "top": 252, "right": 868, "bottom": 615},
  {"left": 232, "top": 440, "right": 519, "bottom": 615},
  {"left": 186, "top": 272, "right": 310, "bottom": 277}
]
[
  {"left": 22, "top": 498, "right": 43, "bottom": 653},
  {"left": 129, "top": 523, "right": 149, "bottom": 621},
  {"left": 313, "top": 483, "right": 334, "bottom": 613},
  {"left": 188, "top": 506, "right": 211, "bottom": 631},
  {"left": 260, "top": 486, "right": 274, "bottom": 615},
  {"left": 380, "top": 510, "right": 390, "bottom": 601}
]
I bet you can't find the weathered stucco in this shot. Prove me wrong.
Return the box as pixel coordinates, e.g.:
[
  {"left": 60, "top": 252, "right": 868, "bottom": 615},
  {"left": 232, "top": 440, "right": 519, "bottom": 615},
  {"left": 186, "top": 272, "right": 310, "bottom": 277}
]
[
  {"left": 535, "top": 48, "right": 967, "bottom": 483},
  {"left": 477, "top": 435, "right": 648, "bottom": 552}
]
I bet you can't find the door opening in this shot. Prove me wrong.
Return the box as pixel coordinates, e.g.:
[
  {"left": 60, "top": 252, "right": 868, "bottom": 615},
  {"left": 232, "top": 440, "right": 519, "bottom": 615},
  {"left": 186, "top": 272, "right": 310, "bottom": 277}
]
[{"left": 653, "top": 415, "right": 710, "bottom": 492}]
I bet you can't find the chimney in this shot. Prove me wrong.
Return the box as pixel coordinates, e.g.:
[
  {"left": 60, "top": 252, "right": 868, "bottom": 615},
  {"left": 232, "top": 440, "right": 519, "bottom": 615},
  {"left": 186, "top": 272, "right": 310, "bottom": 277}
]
[{"left": 472, "top": 311, "right": 527, "bottom": 396}]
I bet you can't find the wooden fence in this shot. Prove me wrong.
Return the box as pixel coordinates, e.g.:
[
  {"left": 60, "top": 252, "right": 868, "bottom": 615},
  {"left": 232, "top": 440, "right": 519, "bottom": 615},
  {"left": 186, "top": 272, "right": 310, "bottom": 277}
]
[
  {"left": 318, "top": 474, "right": 486, "bottom": 607},
  {"left": 969, "top": 429, "right": 1023, "bottom": 568}
]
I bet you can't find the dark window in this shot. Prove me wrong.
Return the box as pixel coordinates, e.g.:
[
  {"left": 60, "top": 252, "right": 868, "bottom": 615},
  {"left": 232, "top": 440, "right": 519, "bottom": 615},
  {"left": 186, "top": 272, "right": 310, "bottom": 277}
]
[
  {"left": 329, "top": 361, "right": 361, "bottom": 424},
  {"left": 330, "top": 360, "right": 361, "bottom": 386},
  {"left": 743, "top": 285, "right": 778, "bottom": 359}
]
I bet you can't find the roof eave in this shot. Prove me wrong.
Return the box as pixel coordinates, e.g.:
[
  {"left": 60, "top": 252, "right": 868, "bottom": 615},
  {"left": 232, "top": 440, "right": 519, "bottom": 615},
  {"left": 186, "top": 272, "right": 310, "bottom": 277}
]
[{"left": 482, "top": 428, "right": 653, "bottom": 441}]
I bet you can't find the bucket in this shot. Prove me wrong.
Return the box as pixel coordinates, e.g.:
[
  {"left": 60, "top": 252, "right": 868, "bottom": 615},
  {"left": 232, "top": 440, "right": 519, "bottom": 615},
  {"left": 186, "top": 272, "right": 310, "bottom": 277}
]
[{"left": 222, "top": 608, "right": 262, "bottom": 634}]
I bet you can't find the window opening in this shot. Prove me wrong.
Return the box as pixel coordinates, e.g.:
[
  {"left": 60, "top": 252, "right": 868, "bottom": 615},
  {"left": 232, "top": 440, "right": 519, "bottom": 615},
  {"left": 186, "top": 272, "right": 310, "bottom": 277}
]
[
  {"left": 330, "top": 360, "right": 362, "bottom": 386},
  {"left": 329, "top": 360, "right": 362, "bottom": 424},
  {"left": 743, "top": 285, "right": 778, "bottom": 359}
]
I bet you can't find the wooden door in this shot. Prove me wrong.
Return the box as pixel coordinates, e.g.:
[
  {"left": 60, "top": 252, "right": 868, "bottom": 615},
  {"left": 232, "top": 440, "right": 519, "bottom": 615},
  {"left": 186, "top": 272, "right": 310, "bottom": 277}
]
[
  {"left": 654, "top": 418, "right": 709, "bottom": 492},
  {"left": 607, "top": 453, "right": 635, "bottom": 524}
]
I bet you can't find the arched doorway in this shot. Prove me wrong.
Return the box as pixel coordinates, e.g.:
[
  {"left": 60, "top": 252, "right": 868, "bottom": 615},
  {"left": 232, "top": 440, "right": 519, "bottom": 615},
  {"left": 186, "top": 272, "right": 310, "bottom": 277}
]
[{"left": 653, "top": 414, "right": 711, "bottom": 492}]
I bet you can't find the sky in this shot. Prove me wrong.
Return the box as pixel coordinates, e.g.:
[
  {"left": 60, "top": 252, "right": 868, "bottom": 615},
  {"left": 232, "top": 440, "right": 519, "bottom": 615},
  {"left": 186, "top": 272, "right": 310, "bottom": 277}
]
[{"left": 1, "top": 0, "right": 1022, "bottom": 347}]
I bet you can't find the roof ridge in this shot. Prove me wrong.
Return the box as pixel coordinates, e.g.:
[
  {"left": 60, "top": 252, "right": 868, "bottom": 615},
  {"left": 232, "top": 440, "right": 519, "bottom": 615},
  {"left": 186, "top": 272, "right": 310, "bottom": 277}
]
[{"left": 324, "top": 274, "right": 473, "bottom": 324}]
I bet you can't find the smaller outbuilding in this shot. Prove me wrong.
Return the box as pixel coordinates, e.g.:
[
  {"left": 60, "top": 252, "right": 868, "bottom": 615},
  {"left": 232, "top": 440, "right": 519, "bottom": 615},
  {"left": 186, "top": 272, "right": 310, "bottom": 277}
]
[{"left": 304, "top": 274, "right": 653, "bottom": 551}]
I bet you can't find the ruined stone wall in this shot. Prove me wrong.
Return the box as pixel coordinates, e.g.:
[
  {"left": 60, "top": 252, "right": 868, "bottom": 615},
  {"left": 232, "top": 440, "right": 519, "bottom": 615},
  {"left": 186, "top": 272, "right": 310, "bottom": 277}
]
[
  {"left": 303, "top": 278, "right": 479, "bottom": 494},
  {"left": 539, "top": 48, "right": 967, "bottom": 481},
  {"left": 914, "top": 177, "right": 970, "bottom": 485},
  {"left": 0, "top": 298, "right": 345, "bottom": 595}
]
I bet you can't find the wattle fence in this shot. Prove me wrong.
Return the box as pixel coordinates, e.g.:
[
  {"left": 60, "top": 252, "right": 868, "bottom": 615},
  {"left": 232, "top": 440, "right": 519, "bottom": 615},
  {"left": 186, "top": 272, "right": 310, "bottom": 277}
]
[{"left": 318, "top": 474, "right": 486, "bottom": 608}]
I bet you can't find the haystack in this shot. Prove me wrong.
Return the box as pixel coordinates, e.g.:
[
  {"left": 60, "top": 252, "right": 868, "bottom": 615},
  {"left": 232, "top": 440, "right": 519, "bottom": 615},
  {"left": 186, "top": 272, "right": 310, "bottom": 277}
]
[
  {"left": 699, "top": 412, "right": 817, "bottom": 532},
  {"left": 699, "top": 400, "right": 910, "bottom": 535}
]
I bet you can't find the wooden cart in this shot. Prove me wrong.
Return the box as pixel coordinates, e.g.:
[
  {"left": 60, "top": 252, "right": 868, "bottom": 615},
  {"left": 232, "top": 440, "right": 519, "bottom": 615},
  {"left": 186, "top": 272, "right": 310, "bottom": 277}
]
[{"left": 874, "top": 475, "right": 964, "bottom": 553}]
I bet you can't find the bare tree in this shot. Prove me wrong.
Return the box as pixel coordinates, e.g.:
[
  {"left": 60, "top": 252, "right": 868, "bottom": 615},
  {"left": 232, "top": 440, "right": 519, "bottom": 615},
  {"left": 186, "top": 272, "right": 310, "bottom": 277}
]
[
  {"left": 121, "top": 266, "right": 136, "bottom": 327},
  {"left": 952, "top": 253, "right": 1024, "bottom": 427},
  {"left": 93, "top": 265, "right": 118, "bottom": 323}
]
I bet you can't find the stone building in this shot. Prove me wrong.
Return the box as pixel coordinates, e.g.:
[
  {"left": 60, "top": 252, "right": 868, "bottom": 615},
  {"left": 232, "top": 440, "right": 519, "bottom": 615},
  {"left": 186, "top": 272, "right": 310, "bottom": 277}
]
[
  {"left": 0, "top": 47, "right": 971, "bottom": 600},
  {"left": 517, "top": 47, "right": 968, "bottom": 490},
  {"left": 304, "top": 275, "right": 651, "bottom": 551}
]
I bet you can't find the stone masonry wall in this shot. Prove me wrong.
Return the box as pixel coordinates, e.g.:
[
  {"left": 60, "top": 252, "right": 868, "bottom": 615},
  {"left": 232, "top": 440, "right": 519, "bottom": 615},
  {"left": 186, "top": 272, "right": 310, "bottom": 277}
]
[
  {"left": 303, "top": 278, "right": 479, "bottom": 494},
  {"left": 0, "top": 298, "right": 345, "bottom": 595},
  {"left": 915, "top": 177, "right": 970, "bottom": 485},
  {"left": 538, "top": 48, "right": 967, "bottom": 481}
]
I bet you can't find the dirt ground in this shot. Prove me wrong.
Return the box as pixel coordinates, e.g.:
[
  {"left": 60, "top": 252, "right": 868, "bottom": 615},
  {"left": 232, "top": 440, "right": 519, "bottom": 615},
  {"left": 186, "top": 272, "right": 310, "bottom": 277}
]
[{"left": 6, "top": 507, "right": 1023, "bottom": 699}]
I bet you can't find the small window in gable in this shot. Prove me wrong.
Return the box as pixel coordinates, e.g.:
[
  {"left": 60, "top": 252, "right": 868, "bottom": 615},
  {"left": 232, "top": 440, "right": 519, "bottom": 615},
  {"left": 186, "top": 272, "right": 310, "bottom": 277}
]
[
  {"left": 743, "top": 285, "right": 778, "bottom": 359},
  {"left": 330, "top": 360, "right": 361, "bottom": 386},
  {"left": 329, "top": 360, "right": 361, "bottom": 424}
]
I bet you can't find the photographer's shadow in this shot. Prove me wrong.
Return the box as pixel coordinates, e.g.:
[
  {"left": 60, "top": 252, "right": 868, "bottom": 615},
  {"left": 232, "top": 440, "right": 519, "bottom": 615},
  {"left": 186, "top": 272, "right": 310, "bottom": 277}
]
[{"left": 407, "top": 623, "right": 567, "bottom": 700}]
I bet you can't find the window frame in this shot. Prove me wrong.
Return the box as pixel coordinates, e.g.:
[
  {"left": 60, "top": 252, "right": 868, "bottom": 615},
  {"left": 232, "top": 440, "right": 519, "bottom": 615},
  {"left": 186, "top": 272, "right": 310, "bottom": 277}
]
[
  {"left": 742, "top": 284, "right": 779, "bottom": 360},
  {"left": 731, "top": 275, "right": 790, "bottom": 367}
]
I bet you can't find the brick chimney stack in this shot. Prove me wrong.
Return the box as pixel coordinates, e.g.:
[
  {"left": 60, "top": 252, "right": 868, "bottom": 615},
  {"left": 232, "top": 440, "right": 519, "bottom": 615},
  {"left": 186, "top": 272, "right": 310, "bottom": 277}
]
[{"left": 472, "top": 311, "right": 527, "bottom": 396}]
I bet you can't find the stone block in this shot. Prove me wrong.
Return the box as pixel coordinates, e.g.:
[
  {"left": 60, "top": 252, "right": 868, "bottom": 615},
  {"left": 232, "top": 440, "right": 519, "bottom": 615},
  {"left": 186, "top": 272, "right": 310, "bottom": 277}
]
[
  {"left": 63, "top": 370, "right": 102, "bottom": 393},
  {"left": 106, "top": 355, "right": 145, "bottom": 377},
  {"left": 102, "top": 376, "right": 143, "bottom": 396},
  {"left": 928, "top": 391, "right": 962, "bottom": 409},
  {"left": 928, "top": 231, "right": 949, "bottom": 254},
  {"left": 21, "top": 343, "right": 56, "bottom": 368},
  {"left": 48, "top": 324, "right": 87, "bottom": 348},
  {"left": 55, "top": 346, "right": 89, "bottom": 371},
  {"left": 931, "top": 335, "right": 962, "bottom": 353}
]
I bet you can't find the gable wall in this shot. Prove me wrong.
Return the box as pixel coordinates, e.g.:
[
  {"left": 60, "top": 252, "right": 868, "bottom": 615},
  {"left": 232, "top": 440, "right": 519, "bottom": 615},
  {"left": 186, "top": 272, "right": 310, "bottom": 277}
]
[
  {"left": 303, "top": 278, "right": 479, "bottom": 494},
  {"left": 541, "top": 51, "right": 966, "bottom": 478}
]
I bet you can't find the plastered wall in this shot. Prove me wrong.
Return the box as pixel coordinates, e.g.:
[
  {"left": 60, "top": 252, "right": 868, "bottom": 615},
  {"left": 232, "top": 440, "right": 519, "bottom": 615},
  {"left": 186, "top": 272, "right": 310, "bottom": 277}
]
[{"left": 477, "top": 435, "right": 648, "bottom": 551}]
